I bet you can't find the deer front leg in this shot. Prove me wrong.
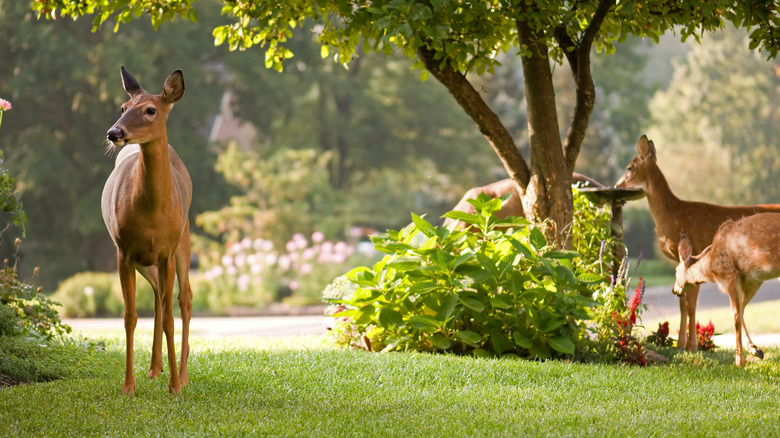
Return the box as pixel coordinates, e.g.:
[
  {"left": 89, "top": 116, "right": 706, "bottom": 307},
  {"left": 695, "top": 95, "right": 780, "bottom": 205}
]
[
  {"left": 119, "top": 254, "right": 138, "bottom": 396},
  {"left": 159, "top": 255, "right": 181, "bottom": 394},
  {"left": 677, "top": 285, "right": 700, "bottom": 351},
  {"left": 175, "top": 230, "right": 192, "bottom": 387},
  {"left": 138, "top": 266, "right": 163, "bottom": 379}
]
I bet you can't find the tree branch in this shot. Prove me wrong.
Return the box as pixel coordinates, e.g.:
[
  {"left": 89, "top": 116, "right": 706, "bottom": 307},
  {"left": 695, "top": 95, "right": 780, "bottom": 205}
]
[
  {"left": 416, "top": 45, "right": 531, "bottom": 190},
  {"left": 563, "top": 0, "right": 615, "bottom": 174}
]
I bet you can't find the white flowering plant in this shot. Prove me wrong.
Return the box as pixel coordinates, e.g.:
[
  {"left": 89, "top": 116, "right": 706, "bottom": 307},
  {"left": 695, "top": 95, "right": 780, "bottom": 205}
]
[{"left": 196, "top": 230, "right": 378, "bottom": 314}]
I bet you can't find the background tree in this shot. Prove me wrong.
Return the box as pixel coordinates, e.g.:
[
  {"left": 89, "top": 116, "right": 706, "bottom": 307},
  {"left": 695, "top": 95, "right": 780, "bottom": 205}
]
[
  {"left": 648, "top": 24, "right": 780, "bottom": 205},
  {"left": 33, "top": 0, "right": 780, "bottom": 247},
  {"left": 0, "top": 1, "right": 232, "bottom": 289}
]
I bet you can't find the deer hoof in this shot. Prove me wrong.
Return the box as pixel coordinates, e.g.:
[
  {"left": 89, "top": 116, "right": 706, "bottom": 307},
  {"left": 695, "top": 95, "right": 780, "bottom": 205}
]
[{"left": 749, "top": 345, "right": 765, "bottom": 360}]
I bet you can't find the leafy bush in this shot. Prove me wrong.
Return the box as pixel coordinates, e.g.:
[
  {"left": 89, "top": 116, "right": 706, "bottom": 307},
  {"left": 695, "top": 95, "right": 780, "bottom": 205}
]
[
  {"left": 326, "top": 191, "right": 625, "bottom": 360},
  {"left": 52, "top": 271, "right": 155, "bottom": 318},
  {"left": 0, "top": 265, "right": 70, "bottom": 341}
]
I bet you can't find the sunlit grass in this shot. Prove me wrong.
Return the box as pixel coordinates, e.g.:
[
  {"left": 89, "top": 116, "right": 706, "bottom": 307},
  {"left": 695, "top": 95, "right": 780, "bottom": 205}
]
[{"left": 3, "top": 334, "right": 780, "bottom": 436}]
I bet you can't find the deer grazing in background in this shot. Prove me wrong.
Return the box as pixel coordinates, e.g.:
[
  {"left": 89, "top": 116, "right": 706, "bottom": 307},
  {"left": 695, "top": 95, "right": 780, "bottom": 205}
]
[
  {"left": 616, "top": 135, "right": 780, "bottom": 353},
  {"left": 674, "top": 214, "right": 780, "bottom": 366},
  {"left": 102, "top": 66, "right": 193, "bottom": 395},
  {"left": 443, "top": 173, "right": 603, "bottom": 229}
]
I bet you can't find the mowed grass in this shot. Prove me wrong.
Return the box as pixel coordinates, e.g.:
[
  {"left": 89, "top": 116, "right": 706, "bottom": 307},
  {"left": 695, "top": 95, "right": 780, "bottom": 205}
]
[{"left": 3, "top": 334, "right": 780, "bottom": 437}]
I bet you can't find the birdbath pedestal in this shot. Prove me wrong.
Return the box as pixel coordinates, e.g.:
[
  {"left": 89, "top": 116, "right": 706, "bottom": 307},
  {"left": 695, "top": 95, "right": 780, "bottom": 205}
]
[{"left": 577, "top": 187, "right": 645, "bottom": 279}]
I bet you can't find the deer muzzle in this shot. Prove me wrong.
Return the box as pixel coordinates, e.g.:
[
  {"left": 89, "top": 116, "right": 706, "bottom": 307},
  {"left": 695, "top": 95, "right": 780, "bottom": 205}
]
[{"left": 107, "top": 126, "right": 125, "bottom": 145}]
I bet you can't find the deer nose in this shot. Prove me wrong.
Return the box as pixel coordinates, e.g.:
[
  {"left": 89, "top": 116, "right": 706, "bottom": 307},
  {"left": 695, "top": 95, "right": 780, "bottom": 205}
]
[{"left": 107, "top": 127, "right": 124, "bottom": 142}]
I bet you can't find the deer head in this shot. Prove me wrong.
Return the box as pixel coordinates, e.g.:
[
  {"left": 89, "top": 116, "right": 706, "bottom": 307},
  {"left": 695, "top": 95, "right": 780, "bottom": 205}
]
[
  {"left": 615, "top": 135, "right": 657, "bottom": 190},
  {"left": 106, "top": 66, "right": 185, "bottom": 150}
]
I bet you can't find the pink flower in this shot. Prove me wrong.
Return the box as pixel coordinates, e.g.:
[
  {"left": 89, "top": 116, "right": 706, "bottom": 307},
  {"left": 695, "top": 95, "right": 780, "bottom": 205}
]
[
  {"left": 0, "top": 98, "right": 11, "bottom": 111},
  {"left": 312, "top": 231, "right": 325, "bottom": 243}
]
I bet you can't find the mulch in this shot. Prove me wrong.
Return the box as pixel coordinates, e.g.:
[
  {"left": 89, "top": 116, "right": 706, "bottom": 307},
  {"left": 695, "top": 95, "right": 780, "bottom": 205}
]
[{"left": 0, "top": 374, "right": 23, "bottom": 388}]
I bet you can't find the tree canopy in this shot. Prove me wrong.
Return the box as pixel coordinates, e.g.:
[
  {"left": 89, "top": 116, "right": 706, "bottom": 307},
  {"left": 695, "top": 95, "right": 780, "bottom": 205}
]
[{"left": 32, "top": 0, "right": 780, "bottom": 246}]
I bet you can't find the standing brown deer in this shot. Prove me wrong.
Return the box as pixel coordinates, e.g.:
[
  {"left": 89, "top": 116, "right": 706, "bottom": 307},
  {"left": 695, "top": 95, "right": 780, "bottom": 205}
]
[
  {"left": 102, "top": 66, "right": 193, "bottom": 395},
  {"left": 673, "top": 214, "right": 780, "bottom": 366},
  {"left": 616, "top": 135, "right": 780, "bottom": 352}
]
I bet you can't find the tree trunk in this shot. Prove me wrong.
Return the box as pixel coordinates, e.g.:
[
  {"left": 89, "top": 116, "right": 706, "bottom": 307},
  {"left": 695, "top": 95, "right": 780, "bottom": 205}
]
[{"left": 516, "top": 16, "right": 572, "bottom": 247}]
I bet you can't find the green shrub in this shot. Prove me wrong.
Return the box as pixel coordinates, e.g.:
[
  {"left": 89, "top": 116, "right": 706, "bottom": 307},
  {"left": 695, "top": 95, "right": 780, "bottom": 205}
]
[
  {"left": 0, "top": 267, "right": 70, "bottom": 341},
  {"left": 327, "top": 191, "right": 622, "bottom": 360},
  {"left": 52, "top": 271, "right": 155, "bottom": 318}
]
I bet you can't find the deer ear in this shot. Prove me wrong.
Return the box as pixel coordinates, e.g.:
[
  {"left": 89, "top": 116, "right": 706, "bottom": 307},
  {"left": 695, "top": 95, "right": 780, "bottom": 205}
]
[
  {"left": 637, "top": 135, "right": 656, "bottom": 160},
  {"left": 677, "top": 235, "right": 693, "bottom": 262},
  {"left": 162, "top": 70, "right": 185, "bottom": 104},
  {"left": 120, "top": 66, "right": 143, "bottom": 96}
]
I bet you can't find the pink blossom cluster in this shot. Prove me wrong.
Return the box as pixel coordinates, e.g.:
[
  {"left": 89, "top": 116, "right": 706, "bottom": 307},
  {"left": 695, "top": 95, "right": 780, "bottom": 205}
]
[{"left": 202, "top": 232, "right": 356, "bottom": 293}]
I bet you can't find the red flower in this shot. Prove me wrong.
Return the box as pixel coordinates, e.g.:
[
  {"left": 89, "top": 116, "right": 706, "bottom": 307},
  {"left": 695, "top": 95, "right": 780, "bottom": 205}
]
[{"left": 627, "top": 278, "right": 645, "bottom": 312}]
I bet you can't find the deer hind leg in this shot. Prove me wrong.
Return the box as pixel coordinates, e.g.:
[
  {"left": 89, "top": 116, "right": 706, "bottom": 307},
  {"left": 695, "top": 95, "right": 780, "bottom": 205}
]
[
  {"left": 741, "top": 283, "right": 764, "bottom": 360},
  {"left": 724, "top": 280, "right": 747, "bottom": 367},
  {"left": 137, "top": 265, "right": 163, "bottom": 379},
  {"left": 677, "top": 284, "right": 701, "bottom": 351},
  {"left": 175, "top": 223, "right": 193, "bottom": 387},
  {"left": 119, "top": 253, "right": 138, "bottom": 395},
  {"left": 158, "top": 255, "right": 181, "bottom": 393}
]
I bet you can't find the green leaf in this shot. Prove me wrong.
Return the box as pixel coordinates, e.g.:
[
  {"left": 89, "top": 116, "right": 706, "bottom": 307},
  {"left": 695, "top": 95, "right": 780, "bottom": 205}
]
[
  {"left": 378, "top": 308, "right": 403, "bottom": 327},
  {"left": 408, "top": 315, "right": 440, "bottom": 332},
  {"left": 548, "top": 335, "right": 575, "bottom": 355},
  {"left": 459, "top": 294, "right": 486, "bottom": 312},
  {"left": 412, "top": 213, "right": 437, "bottom": 237},
  {"left": 543, "top": 250, "right": 580, "bottom": 259},
  {"left": 541, "top": 318, "right": 566, "bottom": 333},
  {"left": 408, "top": 281, "right": 442, "bottom": 295},
  {"left": 437, "top": 294, "right": 458, "bottom": 321},
  {"left": 529, "top": 227, "right": 547, "bottom": 250},
  {"left": 441, "top": 210, "right": 481, "bottom": 225},
  {"left": 489, "top": 296, "right": 511, "bottom": 309},
  {"left": 512, "top": 331, "right": 533, "bottom": 349},
  {"left": 454, "top": 330, "right": 483, "bottom": 346},
  {"left": 508, "top": 238, "right": 535, "bottom": 259},
  {"left": 430, "top": 335, "right": 452, "bottom": 350}
]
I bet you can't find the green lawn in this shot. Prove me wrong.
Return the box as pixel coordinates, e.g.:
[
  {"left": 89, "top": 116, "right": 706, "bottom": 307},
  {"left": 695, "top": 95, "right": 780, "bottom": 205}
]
[{"left": 3, "top": 334, "right": 780, "bottom": 436}]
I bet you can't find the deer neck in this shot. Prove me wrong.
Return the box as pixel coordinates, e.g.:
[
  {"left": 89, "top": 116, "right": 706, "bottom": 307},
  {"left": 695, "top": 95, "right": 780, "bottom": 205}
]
[
  {"left": 133, "top": 137, "right": 172, "bottom": 210},
  {"left": 643, "top": 161, "right": 683, "bottom": 228}
]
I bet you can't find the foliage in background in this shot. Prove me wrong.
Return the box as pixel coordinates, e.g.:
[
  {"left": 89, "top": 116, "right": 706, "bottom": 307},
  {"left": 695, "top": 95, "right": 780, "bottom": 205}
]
[
  {"left": 197, "top": 144, "right": 343, "bottom": 248},
  {"left": 0, "top": 1, "right": 233, "bottom": 289},
  {"left": 648, "top": 24, "right": 780, "bottom": 205},
  {"left": 52, "top": 271, "right": 156, "bottom": 318},
  {"left": 326, "top": 190, "right": 632, "bottom": 361}
]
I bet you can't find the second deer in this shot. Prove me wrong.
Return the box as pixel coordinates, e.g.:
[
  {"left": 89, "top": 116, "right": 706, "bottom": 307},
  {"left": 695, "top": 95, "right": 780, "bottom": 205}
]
[
  {"left": 102, "top": 66, "right": 193, "bottom": 395},
  {"left": 443, "top": 174, "right": 603, "bottom": 229},
  {"left": 674, "top": 213, "right": 780, "bottom": 366},
  {"left": 616, "top": 135, "right": 780, "bottom": 352}
]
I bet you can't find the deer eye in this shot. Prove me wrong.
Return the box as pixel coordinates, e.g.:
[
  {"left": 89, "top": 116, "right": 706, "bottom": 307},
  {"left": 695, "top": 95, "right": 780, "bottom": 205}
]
[{"left": 146, "top": 107, "right": 157, "bottom": 115}]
